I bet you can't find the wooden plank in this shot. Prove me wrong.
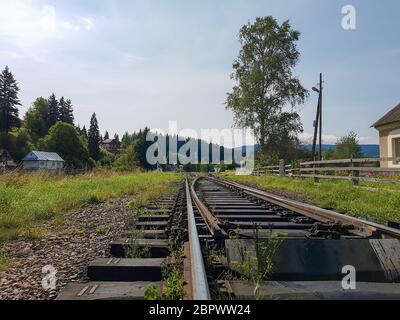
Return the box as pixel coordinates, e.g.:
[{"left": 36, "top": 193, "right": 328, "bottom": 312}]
[{"left": 301, "top": 157, "right": 400, "bottom": 166}]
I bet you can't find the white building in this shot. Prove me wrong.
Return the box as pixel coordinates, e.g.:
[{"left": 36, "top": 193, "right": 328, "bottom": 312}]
[
  {"left": 22, "top": 151, "right": 65, "bottom": 171},
  {"left": 372, "top": 103, "right": 400, "bottom": 168}
]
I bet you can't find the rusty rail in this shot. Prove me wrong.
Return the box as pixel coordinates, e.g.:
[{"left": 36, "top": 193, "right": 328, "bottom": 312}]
[{"left": 190, "top": 177, "right": 227, "bottom": 238}]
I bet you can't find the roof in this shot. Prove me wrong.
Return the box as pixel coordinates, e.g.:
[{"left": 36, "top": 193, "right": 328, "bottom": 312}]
[
  {"left": 372, "top": 103, "right": 400, "bottom": 128},
  {"left": 22, "top": 151, "right": 64, "bottom": 162},
  {"left": 0, "top": 149, "right": 10, "bottom": 155},
  {"left": 0, "top": 149, "right": 13, "bottom": 160},
  {"left": 101, "top": 139, "right": 116, "bottom": 144}
]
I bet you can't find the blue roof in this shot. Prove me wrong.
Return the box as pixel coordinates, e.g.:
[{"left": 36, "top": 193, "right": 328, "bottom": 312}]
[{"left": 22, "top": 151, "right": 64, "bottom": 162}]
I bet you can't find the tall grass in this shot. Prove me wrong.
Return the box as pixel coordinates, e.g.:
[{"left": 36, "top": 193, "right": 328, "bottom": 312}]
[
  {"left": 0, "top": 171, "right": 182, "bottom": 241},
  {"left": 223, "top": 173, "right": 400, "bottom": 224}
]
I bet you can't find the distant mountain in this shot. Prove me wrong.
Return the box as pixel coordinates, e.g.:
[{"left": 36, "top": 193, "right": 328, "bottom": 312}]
[
  {"left": 236, "top": 144, "right": 380, "bottom": 157},
  {"left": 300, "top": 144, "right": 380, "bottom": 157}
]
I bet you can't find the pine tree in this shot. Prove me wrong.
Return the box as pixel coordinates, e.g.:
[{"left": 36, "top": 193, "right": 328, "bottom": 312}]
[
  {"left": 104, "top": 131, "right": 109, "bottom": 140},
  {"left": 88, "top": 113, "right": 100, "bottom": 160},
  {"left": 114, "top": 133, "right": 119, "bottom": 143},
  {"left": 82, "top": 125, "right": 88, "bottom": 139},
  {"left": 48, "top": 93, "right": 59, "bottom": 129},
  {"left": 64, "top": 99, "right": 74, "bottom": 124},
  {"left": 58, "top": 97, "right": 65, "bottom": 122},
  {"left": 0, "top": 66, "right": 21, "bottom": 133},
  {"left": 59, "top": 97, "right": 74, "bottom": 125}
]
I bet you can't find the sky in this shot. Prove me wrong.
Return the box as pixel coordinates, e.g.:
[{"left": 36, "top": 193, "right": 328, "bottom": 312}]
[{"left": 0, "top": 0, "right": 399, "bottom": 146}]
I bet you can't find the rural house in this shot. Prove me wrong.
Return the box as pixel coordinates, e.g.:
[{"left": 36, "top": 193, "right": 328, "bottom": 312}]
[
  {"left": 22, "top": 151, "right": 65, "bottom": 171},
  {"left": 100, "top": 138, "right": 119, "bottom": 154},
  {"left": 0, "top": 149, "right": 17, "bottom": 169},
  {"left": 372, "top": 103, "right": 400, "bottom": 168}
]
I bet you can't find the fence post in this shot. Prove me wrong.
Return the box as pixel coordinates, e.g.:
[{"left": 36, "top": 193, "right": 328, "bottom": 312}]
[
  {"left": 279, "top": 159, "right": 285, "bottom": 177},
  {"left": 350, "top": 155, "right": 359, "bottom": 185},
  {"left": 314, "top": 160, "right": 319, "bottom": 183},
  {"left": 298, "top": 161, "right": 302, "bottom": 179}
]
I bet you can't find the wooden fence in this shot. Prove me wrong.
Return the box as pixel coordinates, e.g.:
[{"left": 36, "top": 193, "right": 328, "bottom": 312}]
[{"left": 253, "top": 157, "right": 400, "bottom": 184}]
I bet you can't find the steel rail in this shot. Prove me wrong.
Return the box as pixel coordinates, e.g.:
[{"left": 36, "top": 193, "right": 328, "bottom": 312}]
[
  {"left": 185, "top": 179, "right": 211, "bottom": 300},
  {"left": 190, "top": 177, "right": 227, "bottom": 238},
  {"left": 207, "top": 176, "right": 400, "bottom": 239}
]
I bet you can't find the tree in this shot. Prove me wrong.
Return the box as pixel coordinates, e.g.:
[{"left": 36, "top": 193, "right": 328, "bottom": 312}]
[
  {"left": 114, "top": 133, "right": 119, "bottom": 142},
  {"left": 114, "top": 145, "right": 138, "bottom": 170},
  {"left": 58, "top": 98, "right": 74, "bottom": 125},
  {"left": 0, "top": 66, "right": 21, "bottom": 133},
  {"left": 226, "top": 17, "right": 308, "bottom": 159},
  {"left": 334, "top": 131, "right": 363, "bottom": 159},
  {"left": 48, "top": 93, "right": 59, "bottom": 128},
  {"left": 81, "top": 125, "right": 88, "bottom": 139},
  {"left": 88, "top": 113, "right": 100, "bottom": 160},
  {"left": 23, "top": 97, "right": 50, "bottom": 141},
  {"left": 104, "top": 131, "right": 109, "bottom": 140},
  {"left": 41, "top": 122, "right": 90, "bottom": 168}
]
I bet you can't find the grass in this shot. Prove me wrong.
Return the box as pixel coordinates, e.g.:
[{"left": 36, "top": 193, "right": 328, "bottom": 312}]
[
  {"left": 144, "top": 250, "right": 185, "bottom": 301},
  {"left": 0, "top": 241, "right": 8, "bottom": 269},
  {"left": 222, "top": 173, "right": 400, "bottom": 224},
  {"left": 0, "top": 171, "right": 182, "bottom": 241}
]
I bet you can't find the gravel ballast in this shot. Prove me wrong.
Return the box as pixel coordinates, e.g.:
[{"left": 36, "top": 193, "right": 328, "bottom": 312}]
[{"left": 0, "top": 196, "right": 133, "bottom": 300}]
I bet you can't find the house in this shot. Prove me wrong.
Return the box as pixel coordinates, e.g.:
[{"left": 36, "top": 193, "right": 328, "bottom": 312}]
[
  {"left": 22, "top": 151, "right": 65, "bottom": 171},
  {"left": 0, "top": 149, "right": 17, "bottom": 169},
  {"left": 100, "top": 138, "right": 119, "bottom": 154},
  {"left": 372, "top": 103, "right": 400, "bottom": 168}
]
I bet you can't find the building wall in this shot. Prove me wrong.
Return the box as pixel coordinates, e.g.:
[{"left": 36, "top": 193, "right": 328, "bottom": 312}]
[
  {"left": 23, "top": 161, "right": 40, "bottom": 170},
  {"left": 378, "top": 128, "right": 400, "bottom": 168},
  {"left": 24, "top": 160, "right": 64, "bottom": 170}
]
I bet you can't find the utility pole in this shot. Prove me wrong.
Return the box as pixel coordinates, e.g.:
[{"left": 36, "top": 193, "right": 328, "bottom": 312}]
[
  {"left": 312, "top": 74, "right": 323, "bottom": 161},
  {"left": 318, "top": 73, "right": 323, "bottom": 161},
  {"left": 311, "top": 94, "right": 320, "bottom": 161}
]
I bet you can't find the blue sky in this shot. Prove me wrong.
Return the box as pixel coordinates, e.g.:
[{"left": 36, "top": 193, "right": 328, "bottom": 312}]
[{"left": 0, "top": 0, "right": 399, "bottom": 145}]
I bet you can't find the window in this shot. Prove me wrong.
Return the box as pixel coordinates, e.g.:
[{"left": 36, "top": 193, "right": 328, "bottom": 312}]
[{"left": 395, "top": 138, "right": 400, "bottom": 163}]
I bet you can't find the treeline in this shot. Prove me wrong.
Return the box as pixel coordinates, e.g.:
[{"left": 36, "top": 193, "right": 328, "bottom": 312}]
[
  {"left": 0, "top": 66, "right": 110, "bottom": 168},
  {"left": 0, "top": 65, "right": 228, "bottom": 172}
]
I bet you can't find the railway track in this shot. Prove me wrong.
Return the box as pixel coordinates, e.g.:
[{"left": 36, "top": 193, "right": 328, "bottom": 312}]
[
  {"left": 188, "top": 176, "right": 400, "bottom": 300},
  {"left": 57, "top": 176, "right": 400, "bottom": 300}
]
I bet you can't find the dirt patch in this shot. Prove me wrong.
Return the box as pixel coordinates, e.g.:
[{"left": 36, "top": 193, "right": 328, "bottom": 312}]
[{"left": 0, "top": 196, "right": 133, "bottom": 300}]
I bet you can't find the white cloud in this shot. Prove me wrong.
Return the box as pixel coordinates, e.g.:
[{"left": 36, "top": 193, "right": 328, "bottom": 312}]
[
  {"left": 123, "top": 52, "right": 147, "bottom": 64},
  {"left": 299, "top": 132, "right": 376, "bottom": 145},
  {"left": 0, "top": 0, "right": 94, "bottom": 50}
]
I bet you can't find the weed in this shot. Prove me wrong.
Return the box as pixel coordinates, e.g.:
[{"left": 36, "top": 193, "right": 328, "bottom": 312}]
[
  {"left": 230, "top": 229, "right": 281, "bottom": 300},
  {"left": 94, "top": 226, "right": 108, "bottom": 235},
  {"left": 0, "top": 241, "right": 9, "bottom": 269},
  {"left": 144, "top": 285, "right": 162, "bottom": 300},
  {"left": 162, "top": 263, "right": 185, "bottom": 300},
  {"left": 125, "top": 229, "right": 150, "bottom": 258}
]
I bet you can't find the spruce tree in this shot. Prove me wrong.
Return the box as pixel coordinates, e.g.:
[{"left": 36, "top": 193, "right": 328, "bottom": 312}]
[
  {"left": 58, "top": 97, "right": 66, "bottom": 122},
  {"left": 104, "top": 131, "right": 109, "bottom": 140},
  {"left": 48, "top": 93, "right": 59, "bottom": 129},
  {"left": 88, "top": 113, "right": 100, "bottom": 160},
  {"left": 82, "top": 125, "right": 88, "bottom": 139},
  {"left": 0, "top": 66, "right": 21, "bottom": 133},
  {"left": 64, "top": 99, "right": 74, "bottom": 125},
  {"left": 59, "top": 97, "right": 74, "bottom": 125}
]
